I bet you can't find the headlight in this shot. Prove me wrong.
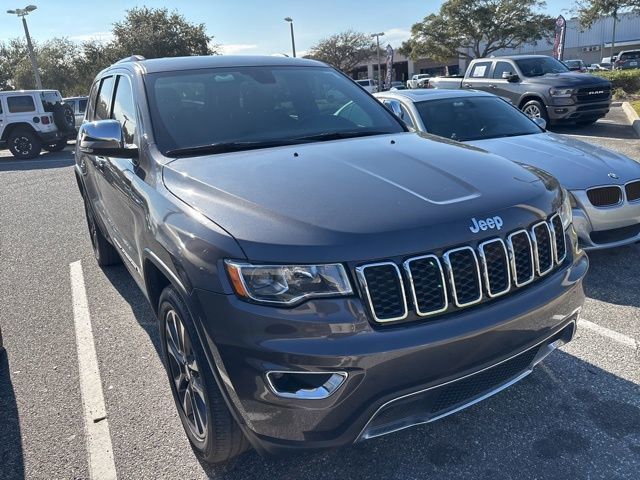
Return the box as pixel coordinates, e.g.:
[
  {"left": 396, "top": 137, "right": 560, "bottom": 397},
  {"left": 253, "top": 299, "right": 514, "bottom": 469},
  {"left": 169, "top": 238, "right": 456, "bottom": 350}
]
[
  {"left": 225, "top": 261, "right": 352, "bottom": 305},
  {"left": 549, "top": 88, "right": 575, "bottom": 97},
  {"left": 559, "top": 188, "right": 573, "bottom": 230}
]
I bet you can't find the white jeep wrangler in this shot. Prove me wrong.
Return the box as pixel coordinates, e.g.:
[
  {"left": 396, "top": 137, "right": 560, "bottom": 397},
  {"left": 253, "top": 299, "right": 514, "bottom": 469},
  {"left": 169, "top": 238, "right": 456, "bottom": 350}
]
[{"left": 0, "top": 90, "right": 76, "bottom": 159}]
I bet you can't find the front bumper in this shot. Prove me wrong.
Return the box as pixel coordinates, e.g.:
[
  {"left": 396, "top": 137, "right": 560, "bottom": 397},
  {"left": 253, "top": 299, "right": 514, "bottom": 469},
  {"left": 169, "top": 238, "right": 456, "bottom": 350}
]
[
  {"left": 572, "top": 191, "right": 640, "bottom": 249},
  {"left": 191, "top": 250, "right": 587, "bottom": 455},
  {"left": 546, "top": 99, "right": 610, "bottom": 123}
]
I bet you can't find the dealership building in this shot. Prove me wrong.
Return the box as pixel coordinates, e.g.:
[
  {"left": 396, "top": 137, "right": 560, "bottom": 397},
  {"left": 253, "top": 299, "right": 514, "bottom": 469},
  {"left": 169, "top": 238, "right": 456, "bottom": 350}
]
[{"left": 352, "top": 12, "right": 640, "bottom": 83}]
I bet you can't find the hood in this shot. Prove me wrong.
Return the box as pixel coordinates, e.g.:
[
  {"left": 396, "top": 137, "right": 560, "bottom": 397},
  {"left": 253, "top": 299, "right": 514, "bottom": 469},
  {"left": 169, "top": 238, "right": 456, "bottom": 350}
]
[
  {"left": 163, "top": 133, "right": 561, "bottom": 263},
  {"left": 525, "top": 72, "right": 611, "bottom": 88},
  {"left": 469, "top": 132, "right": 640, "bottom": 191}
]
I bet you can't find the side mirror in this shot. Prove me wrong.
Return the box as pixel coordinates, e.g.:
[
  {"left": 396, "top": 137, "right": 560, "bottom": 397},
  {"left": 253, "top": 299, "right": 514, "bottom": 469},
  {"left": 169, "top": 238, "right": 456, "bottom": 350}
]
[
  {"left": 383, "top": 99, "right": 403, "bottom": 119},
  {"left": 506, "top": 73, "right": 520, "bottom": 82},
  {"left": 532, "top": 117, "right": 547, "bottom": 130},
  {"left": 78, "top": 120, "right": 138, "bottom": 158}
]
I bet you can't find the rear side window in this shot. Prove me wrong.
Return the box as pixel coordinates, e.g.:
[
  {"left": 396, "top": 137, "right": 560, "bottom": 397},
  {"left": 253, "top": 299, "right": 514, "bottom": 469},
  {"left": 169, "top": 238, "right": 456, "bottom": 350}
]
[
  {"left": 469, "top": 62, "right": 491, "bottom": 78},
  {"left": 95, "top": 76, "right": 115, "bottom": 120},
  {"left": 79, "top": 99, "right": 87, "bottom": 113},
  {"left": 40, "top": 91, "right": 62, "bottom": 112},
  {"left": 112, "top": 76, "right": 137, "bottom": 144},
  {"left": 7, "top": 95, "right": 36, "bottom": 113}
]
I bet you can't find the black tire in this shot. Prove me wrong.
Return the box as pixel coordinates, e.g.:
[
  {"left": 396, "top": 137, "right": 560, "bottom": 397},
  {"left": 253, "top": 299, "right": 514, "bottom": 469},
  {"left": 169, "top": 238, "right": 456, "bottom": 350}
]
[
  {"left": 159, "top": 285, "right": 249, "bottom": 464},
  {"left": 53, "top": 103, "right": 76, "bottom": 133},
  {"left": 83, "top": 201, "right": 121, "bottom": 267},
  {"left": 43, "top": 139, "right": 67, "bottom": 152},
  {"left": 521, "top": 100, "right": 549, "bottom": 122},
  {"left": 7, "top": 129, "right": 42, "bottom": 159}
]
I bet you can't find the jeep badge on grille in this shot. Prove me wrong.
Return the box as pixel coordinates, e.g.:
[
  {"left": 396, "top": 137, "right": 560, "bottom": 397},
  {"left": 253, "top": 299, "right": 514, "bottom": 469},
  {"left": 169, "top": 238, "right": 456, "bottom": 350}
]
[{"left": 469, "top": 216, "right": 504, "bottom": 233}]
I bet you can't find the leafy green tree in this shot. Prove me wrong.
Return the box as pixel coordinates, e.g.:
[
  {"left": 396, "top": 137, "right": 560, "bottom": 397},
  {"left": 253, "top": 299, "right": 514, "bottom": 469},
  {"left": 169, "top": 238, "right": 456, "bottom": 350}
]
[
  {"left": 308, "top": 30, "right": 376, "bottom": 72},
  {"left": 111, "top": 7, "right": 216, "bottom": 59},
  {"left": 400, "top": 0, "right": 555, "bottom": 62}
]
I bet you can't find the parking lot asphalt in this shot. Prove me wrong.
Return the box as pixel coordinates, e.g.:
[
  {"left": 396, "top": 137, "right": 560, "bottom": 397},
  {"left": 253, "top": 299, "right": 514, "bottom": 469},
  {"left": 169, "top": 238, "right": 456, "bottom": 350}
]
[{"left": 1, "top": 108, "right": 639, "bottom": 480}]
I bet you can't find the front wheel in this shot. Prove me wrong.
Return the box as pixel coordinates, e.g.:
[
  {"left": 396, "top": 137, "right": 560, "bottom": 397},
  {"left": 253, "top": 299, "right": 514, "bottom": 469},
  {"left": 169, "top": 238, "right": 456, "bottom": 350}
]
[
  {"left": 521, "top": 100, "right": 549, "bottom": 122},
  {"left": 159, "top": 286, "right": 249, "bottom": 465}
]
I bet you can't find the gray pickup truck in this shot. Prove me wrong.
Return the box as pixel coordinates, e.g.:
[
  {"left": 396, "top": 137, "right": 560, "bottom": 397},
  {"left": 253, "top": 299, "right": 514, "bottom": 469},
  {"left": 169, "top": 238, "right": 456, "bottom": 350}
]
[{"left": 429, "top": 55, "right": 612, "bottom": 126}]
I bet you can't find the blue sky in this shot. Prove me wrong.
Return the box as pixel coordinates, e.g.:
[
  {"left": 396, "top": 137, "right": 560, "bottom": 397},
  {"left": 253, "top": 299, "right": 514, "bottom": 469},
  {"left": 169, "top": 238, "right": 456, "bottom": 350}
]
[{"left": 1, "top": 0, "right": 578, "bottom": 55}]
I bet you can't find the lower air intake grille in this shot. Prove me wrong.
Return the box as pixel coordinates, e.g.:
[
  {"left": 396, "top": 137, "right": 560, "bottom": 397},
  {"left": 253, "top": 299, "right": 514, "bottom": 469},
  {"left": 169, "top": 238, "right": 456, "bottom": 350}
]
[
  {"left": 357, "top": 263, "right": 407, "bottom": 322},
  {"left": 587, "top": 186, "right": 622, "bottom": 207},
  {"left": 444, "top": 248, "right": 481, "bottom": 306},
  {"left": 625, "top": 181, "right": 640, "bottom": 202}
]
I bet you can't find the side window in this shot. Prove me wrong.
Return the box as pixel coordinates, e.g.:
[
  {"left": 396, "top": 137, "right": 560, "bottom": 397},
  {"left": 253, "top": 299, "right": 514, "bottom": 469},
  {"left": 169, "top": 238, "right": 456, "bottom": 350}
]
[
  {"left": 78, "top": 99, "right": 87, "bottom": 113},
  {"left": 95, "top": 76, "right": 115, "bottom": 120},
  {"left": 469, "top": 62, "right": 492, "bottom": 79},
  {"left": 112, "top": 76, "right": 137, "bottom": 144},
  {"left": 399, "top": 104, "right": 415, "bottom": 129},
  {"left": 7, "top": 95, "right": 36, "bottom": 113},
  {"left": 0, "top": 100, "right": 3, "bottom": 114},
  {"left": 493, "top": 61, "right": 514, "bottom": 79}
]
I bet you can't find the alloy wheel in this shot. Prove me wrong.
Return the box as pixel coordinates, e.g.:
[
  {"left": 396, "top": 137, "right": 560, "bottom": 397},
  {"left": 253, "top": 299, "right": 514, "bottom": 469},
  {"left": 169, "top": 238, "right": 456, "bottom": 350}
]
[
  {"left": 523, "top": 105, "right": 541, "bottom": 118},
  {"left": 13, "top": 136, "right": 33, "bottom": 155},
  {"left": 165, "top": 309, "right": 208, "bottom": 441}
]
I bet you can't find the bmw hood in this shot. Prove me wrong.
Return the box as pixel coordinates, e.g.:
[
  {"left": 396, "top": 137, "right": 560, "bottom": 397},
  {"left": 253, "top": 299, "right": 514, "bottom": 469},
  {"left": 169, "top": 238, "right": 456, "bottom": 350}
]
[
  {"left": 163, "top": 133, "right": 561, "bottom": 262},
  {"left": 469, "top": 132, "right": 640, "bottom": 191}
]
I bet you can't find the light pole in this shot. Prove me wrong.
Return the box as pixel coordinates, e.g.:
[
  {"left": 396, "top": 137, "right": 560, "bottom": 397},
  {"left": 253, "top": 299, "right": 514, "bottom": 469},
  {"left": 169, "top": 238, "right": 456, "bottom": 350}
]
[
  {"left": 284, "top": 17, "right": 296, "bottom": 58},
  {"left": 7, "top": 4, "right": 42, "bottom": 89},
  {"left": 371, "top": 32, "right": 384, "bottom": 92}
]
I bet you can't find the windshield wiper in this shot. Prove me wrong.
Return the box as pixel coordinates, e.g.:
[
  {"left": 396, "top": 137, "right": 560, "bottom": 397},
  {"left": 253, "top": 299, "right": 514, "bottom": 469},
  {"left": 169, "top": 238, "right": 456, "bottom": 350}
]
[
  {"left": 290, "top": 131, "right": 391, "bottom": 142},
  {"left": 166, "top": 140, "right": 296, "bottom": 157}
]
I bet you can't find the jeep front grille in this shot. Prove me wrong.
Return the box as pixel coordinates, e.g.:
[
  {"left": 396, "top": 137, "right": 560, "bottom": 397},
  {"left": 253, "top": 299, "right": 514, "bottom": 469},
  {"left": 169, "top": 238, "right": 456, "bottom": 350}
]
[
  {"left": 357, "top": 214, "right": 566, "bottom": 323},
  {"left": 586, "top": 186, "right": 622, "bottom": 207}
]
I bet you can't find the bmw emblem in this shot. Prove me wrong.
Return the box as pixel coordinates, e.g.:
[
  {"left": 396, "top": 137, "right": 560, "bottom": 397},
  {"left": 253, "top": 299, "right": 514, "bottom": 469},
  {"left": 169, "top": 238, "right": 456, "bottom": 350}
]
[{"left": 608, "top": 172, "right": 619, "bottom": 179}]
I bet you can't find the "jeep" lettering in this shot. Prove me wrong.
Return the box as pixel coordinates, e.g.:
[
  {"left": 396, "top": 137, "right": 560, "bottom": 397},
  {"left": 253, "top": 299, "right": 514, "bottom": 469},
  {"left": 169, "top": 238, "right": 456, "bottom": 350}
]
[{"left": 469, "top": 216, "right": 504, "bottom": 233}]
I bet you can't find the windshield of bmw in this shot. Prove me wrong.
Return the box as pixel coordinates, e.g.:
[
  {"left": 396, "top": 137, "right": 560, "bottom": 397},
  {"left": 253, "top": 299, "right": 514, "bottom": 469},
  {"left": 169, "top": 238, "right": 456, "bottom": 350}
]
[
  {"left": 515, "top": 57, "right": 570, "bottom": 77},
  {"left": 415, "top": 96, "right": 542, "bottom": 142},
  {"left": 145, "top": 66, "right": 404, "bottom": 156}
]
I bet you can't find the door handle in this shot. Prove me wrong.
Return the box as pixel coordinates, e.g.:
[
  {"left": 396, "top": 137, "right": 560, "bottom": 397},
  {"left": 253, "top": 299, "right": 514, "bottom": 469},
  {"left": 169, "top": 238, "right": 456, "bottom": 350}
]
[
  {"left": 489, "top": 84, "right": 497, "bottom": 89},
  {"left": 464, "top": 83, "right": 472, "bottom": 88}
]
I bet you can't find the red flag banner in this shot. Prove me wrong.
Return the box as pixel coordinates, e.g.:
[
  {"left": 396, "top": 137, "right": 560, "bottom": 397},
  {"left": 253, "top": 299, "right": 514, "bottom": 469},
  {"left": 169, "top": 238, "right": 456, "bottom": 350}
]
[{"left": 552, "top": 15, "right": 567, "bottom": 60}]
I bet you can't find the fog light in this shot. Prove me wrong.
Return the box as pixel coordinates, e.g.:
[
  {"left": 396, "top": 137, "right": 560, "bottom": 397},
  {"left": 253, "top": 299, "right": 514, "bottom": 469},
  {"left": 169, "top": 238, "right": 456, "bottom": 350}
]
[{"left": 266, "top": 371, "right": 347, "bottom": 400}]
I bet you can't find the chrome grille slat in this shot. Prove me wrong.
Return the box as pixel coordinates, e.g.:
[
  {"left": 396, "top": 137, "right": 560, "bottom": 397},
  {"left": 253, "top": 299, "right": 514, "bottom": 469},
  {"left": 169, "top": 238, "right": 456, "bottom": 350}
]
[
  {"left": 478, "top": 238, "right": 511, "bottom": 298},
  {"left": 403, "top": 255, "right": 448, "bottom": 317},
  {"left": 357, "top": 214, "right": 566, "bottom": 324},
  {"left": 531, "top": 222, "right": 554, "bottom": 276},
  {"left": 507, "top": 229, "right": 535, "bottom": 287},
  {"left": 443, "top": 247, "right": 482, "bottom": 307}
]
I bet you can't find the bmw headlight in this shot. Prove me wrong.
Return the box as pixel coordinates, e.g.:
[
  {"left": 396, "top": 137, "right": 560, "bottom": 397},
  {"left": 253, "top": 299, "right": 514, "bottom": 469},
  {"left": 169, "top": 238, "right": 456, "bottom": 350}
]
[
  {"left": 549, "top": 88, "right": 575, "bottom": 98},
  {"left": 225, "top": 261, "right": 352, "bottom": 305},
  {"left": 560, "top": 188, "right": 573, "bottom": 230}
]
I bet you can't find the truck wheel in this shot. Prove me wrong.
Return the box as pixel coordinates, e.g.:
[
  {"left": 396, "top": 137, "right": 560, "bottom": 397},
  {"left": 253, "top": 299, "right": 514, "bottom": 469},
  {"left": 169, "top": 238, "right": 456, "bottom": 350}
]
[
  {"left": 83, "top": 201, "right": 121, "bottom": 267},
  {"left": 159, "top": 285, "right": 250, "bottom": 465},
  {"left": 43, "top": 139, "right": 68, "bottom": 152},
  {"left": 7, "top": 130, "right": 42, "bottom": 159},
  {"left": 521, "top": 100, "right": 548, "bottom": 122}
]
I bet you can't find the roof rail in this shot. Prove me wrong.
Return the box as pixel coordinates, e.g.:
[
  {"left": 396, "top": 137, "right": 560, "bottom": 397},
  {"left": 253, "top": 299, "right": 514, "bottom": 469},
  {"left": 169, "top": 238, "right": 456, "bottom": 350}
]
[{"left": 115, "top": 55, "right": 146, "bottom": 64}]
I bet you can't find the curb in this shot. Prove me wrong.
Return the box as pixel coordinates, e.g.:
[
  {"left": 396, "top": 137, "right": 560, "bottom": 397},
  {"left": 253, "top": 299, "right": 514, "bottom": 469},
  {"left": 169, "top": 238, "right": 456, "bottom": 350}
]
[{"left": 621, "top": 102, "right": 640, "bottom": 139}]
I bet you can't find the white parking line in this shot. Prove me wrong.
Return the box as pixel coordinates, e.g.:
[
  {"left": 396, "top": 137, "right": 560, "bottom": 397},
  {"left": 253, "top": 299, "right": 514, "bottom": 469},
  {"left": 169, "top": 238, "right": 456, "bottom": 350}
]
[
  {"left": 70, "top": 261, "right": 118, "bottom": 480},
  {"left": 578, "top": 318, "right": 638, "bottom": 349}
]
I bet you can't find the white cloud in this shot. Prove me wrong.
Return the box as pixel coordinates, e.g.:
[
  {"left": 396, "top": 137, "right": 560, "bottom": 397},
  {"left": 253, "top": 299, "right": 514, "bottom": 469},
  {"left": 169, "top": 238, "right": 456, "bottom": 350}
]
[
  {"left": 68, "top": 31, "right": 114, "bottom": 43},
  {"left": 382, "top": 28, "right": 411, "bottom": 48},
  {"left": 220, "top": 43, "right": 259, "bottom": 55}
]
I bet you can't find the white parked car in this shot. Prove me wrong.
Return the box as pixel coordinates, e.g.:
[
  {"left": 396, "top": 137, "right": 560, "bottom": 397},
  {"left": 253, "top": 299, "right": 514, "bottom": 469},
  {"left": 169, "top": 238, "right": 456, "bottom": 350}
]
[
  {"left": 0, "top": 89, "right": 75, "bottom": 158},
  {"left": 355, "top": 79, "right": 378, "bottom": 93},
  {"left": 376, "top": 88, "right": 640, "bottom": 250},
  {"left": 406, "top": 74, "right": 431, "bottom": 89}
]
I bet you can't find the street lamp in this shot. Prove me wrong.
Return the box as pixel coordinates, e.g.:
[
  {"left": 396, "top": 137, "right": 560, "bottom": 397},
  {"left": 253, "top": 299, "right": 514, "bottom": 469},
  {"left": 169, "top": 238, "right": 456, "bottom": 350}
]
[
  {"left": 284, "top": 17, "right": 296, "bottom": 58},
  {"left": 371, "top": 32, "right": 384, "bottom": 92},
  {"left": 7, "top": 4, "right": 42, "bottom": 89}
]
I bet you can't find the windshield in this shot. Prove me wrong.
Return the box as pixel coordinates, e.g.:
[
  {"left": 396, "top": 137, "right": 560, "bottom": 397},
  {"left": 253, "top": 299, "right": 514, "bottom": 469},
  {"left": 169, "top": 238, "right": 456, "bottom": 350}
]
[
  {"left": 620, "top": 51, "right": 640, "bottom": 61},
  {"left": 415, "top": 96, "right": 542, "bottom": 142},
  {"left": 145, "top": 66, "right": 403, "bottom": 155},
  {"left": 40, "top": 91, "right": 62, "bottom": 112},
  {"left": 515, "top": 57, "right": 569, "bottom": 77}
]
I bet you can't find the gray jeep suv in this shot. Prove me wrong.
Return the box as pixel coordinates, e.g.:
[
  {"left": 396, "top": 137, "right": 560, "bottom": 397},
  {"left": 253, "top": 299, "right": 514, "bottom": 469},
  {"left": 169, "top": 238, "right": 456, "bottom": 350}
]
[{"left": 75, "top": 55, "right": 587, "bottom": 464}]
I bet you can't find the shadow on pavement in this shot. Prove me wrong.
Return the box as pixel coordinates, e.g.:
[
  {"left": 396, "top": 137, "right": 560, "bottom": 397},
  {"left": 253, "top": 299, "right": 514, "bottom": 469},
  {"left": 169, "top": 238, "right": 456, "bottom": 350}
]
[
  {"left": 549, "top": 120, "right": 637, "bottom": 140},
  {"left": 0, "top": 150, "right": 75, "bottom": 172},
  {"left": 584, "top": 243, "right": 640, "bottom": 308},
  {"left": 0, "top": 350, "right": 25, "bottom": 480},
  {"left": 100, "top": 264, "right": 640, "bottom": 479}
]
